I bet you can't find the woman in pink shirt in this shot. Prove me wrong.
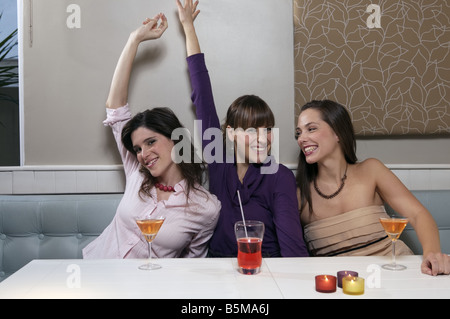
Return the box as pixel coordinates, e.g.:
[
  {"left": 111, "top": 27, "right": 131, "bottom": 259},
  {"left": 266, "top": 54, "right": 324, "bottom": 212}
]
[{"left": 83, "top": 13, "right": 221, "bottom": 259}]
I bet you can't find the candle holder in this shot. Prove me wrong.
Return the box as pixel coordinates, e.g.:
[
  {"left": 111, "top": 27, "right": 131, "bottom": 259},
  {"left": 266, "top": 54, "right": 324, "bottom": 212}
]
[
  {"left": 337, "top": 270, "right": 358, "bottom": 288},
  {"left": 342, "top": 276, "right": 365, "bottom": 295},
  {"left": 315, "top": 275, "right": 336, "bottom": 293}
]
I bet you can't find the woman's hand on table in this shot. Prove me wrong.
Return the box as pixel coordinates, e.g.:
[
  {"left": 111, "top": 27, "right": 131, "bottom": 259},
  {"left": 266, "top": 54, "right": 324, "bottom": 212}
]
[{"left": 421, "top": 252, "right": 450, "bottom": 276}]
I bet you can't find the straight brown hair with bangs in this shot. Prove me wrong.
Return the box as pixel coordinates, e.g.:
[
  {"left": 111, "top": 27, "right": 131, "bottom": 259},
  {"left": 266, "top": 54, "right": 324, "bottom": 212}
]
[{"left": 222, "top": 95, "right": 275, "bottom": 131}]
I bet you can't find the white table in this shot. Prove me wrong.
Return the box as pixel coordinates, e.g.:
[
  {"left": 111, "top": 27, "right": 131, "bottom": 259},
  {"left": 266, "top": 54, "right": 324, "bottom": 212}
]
[
  {"left": 266, "top": 255, "right": 450, "bottom": 299},
  {"left": 0, "top": 256, "right": 449, "bottom": 299}
]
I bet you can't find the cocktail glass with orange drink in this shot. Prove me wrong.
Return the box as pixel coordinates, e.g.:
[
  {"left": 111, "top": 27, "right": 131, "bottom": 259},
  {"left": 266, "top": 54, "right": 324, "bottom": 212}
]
[
  {"left": 136, "top": 217, "right": 165, "bottom": 270},
  {"left": 379, "top": 217, "right": 409, "bottom": 270}
]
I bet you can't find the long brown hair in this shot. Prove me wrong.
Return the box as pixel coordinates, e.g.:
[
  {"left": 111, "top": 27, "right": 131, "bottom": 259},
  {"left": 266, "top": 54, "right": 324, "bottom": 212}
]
[
  {"left": 295, "top": 100, "right": 358, "bottom": 215},
  {"left": 121, "top": 107, "right": 205, "bottom": 200}
]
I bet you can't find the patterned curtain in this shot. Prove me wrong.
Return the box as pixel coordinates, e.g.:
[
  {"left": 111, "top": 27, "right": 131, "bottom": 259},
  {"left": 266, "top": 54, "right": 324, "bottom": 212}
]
[{"left": 293, "top": 0, "right": 450, "bottom": 135}]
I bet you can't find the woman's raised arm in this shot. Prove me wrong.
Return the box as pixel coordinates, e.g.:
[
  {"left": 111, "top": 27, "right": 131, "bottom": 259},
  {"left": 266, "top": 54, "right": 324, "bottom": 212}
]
[
  {"left": 176, "top": 0, "right": 201, "bottom": 57},
  {"left": 105, "top": 14, "right": 168, "bottom": 109}
]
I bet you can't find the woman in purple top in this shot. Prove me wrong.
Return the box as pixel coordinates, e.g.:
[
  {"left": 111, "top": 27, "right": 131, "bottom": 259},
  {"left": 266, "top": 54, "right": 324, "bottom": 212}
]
[{"left": 177, "top": 0, "right": 309, "bottom": 257}]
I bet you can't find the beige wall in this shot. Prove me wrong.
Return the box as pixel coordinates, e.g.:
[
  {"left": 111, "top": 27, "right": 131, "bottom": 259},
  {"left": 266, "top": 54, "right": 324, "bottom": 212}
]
[
  {"left": 17, "top": 0, "right": 450, "bottom": 168},
  {"left": 356, "top": 138, "right": 450, "bottom": 165},
  {"left": 20, "top": 0, "right": 297, "bottom": 166}
]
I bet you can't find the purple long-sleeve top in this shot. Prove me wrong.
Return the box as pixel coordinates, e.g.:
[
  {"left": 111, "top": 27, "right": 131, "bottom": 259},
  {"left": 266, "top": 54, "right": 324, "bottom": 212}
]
[{"left": 187, "top": 53, "right": 309, "bottom": 257}]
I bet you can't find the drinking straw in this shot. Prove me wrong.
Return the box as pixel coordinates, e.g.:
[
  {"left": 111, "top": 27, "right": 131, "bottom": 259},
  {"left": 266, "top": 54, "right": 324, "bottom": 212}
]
[{"left": 237, "top": 190, "right": 248, "bottom": 238}]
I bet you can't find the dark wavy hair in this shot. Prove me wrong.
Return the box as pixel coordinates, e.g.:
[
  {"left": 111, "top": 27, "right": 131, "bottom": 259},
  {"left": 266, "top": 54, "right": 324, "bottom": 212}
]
[
  {"left": 121, "top": 107, "right": 205, "bottom": 200},
  {"left": 295, "top": 100, "right": 358, "bottom": 215}
]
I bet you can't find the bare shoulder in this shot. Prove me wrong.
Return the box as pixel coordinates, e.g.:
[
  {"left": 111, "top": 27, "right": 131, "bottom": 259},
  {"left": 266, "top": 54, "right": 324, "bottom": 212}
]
[
  {"left": 356, "top": 158, "right": 387, "bottom": 171},
  {"left": 352, "top": 158, "right": 391, "bottom": 182}
]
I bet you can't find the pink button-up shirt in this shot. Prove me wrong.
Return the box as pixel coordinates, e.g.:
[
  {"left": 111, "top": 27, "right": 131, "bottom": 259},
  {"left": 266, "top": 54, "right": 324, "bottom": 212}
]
[{"left": 82, "top": 105, "right": 221, "bottom": 259}]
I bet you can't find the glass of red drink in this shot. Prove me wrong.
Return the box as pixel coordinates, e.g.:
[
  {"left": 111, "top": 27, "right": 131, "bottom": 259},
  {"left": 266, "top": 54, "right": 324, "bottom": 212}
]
[{"left": 234, "top": 220, "right": 265, "bottom": 275}]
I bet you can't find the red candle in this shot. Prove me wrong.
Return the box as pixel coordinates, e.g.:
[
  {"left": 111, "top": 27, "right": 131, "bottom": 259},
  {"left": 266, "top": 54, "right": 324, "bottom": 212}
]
[{"left": 315, "top": 275, "right": 337, "bottom": 293}]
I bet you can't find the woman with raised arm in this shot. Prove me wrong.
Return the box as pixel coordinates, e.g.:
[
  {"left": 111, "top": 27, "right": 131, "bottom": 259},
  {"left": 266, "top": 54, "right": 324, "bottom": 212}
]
[
  {"left": 177, "top": 0, "right": 309, "bottom": 258},
  {"left": 83, "top": 13, "right": 221, "bottom": 259},
  {"left": 295, "top": 99, "right": 450, "bottom": 275}
]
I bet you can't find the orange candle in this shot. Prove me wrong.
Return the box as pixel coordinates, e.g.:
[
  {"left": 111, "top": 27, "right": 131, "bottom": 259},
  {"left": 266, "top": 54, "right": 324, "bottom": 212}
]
[{"left": 315, "top": 275, "right": 336, "bottom": 293}]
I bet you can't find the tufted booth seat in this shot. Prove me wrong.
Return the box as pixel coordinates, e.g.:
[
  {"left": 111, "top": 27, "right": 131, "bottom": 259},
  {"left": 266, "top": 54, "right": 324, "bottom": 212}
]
[
  {"left": 0, "top": 190, "right": 449, "bottom": 282},
  {"left": 0, "top": 194, "right": 121, "bottom": 282}
]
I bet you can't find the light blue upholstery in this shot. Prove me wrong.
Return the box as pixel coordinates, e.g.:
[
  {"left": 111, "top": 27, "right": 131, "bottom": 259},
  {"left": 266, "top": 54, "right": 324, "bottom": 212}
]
[
  {"left": 385, "top": 190, "right": 450, "bottom": 255},
  {"left": 0, "top": 194, "right": 121, "bottom": 282}
]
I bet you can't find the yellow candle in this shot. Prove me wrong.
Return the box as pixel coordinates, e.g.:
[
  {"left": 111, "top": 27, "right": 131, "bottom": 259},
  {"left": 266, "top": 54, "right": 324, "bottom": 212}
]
[{"left": 342, "top": 276, "right": 364, "bottom": 295}]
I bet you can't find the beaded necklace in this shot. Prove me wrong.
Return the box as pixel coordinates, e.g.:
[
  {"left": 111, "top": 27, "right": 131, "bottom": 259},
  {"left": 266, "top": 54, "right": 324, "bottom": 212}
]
[
  {"left": 313, "top": 163, "right": 348, "bottom": 199},
  {"left": 155, "top": 182, "right": 175, "bottom": 192}
]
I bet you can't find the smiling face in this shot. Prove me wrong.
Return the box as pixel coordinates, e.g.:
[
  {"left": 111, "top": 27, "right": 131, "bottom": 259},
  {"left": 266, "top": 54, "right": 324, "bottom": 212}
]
[
  {"left": 230, "top": 127, "right": 273, "bottom": 164},
  {"left": 224, "top": 95, "right": 275, "bottom": 165},
  {"left": 296, "top": 108, "right": 341, "bottom": 164},
  {"left": 131, "top": 126, "right": 179, "bottom": 181}
]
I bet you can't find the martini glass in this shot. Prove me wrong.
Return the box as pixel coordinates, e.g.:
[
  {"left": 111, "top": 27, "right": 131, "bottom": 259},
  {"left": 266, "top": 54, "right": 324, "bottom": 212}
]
[
  {"left": 379, "top": 217, "right": 409, "bottom": 270},
  {"left": 135, "top": 217, "right": 165, "bottom": 270}
]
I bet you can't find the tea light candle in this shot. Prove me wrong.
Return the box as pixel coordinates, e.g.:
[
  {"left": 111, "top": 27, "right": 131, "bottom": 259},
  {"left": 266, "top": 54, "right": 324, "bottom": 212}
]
[
  {"left": 342, "top": 276, "right": 365, "bottom": 295},
  {"left": 315, "top": 275, "right": 336, "bottom": 293},
  {"left": 337, "top": 270, "right": 358, "bottom": 288}
]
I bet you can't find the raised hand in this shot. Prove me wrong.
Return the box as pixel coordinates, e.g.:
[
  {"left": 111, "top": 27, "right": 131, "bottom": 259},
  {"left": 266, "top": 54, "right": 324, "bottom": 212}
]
[
  {"left": 176, "top": 0, "right": 200, "bottom": 27},
  {"left": 176, "top": 0, "right": 201, "bottom": 56},
  {"left": 131, "top": 13, "right": 168, "bottom": 43},
  {"left": 106, "top": 13, "right": 168, "bottom": 109}
]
